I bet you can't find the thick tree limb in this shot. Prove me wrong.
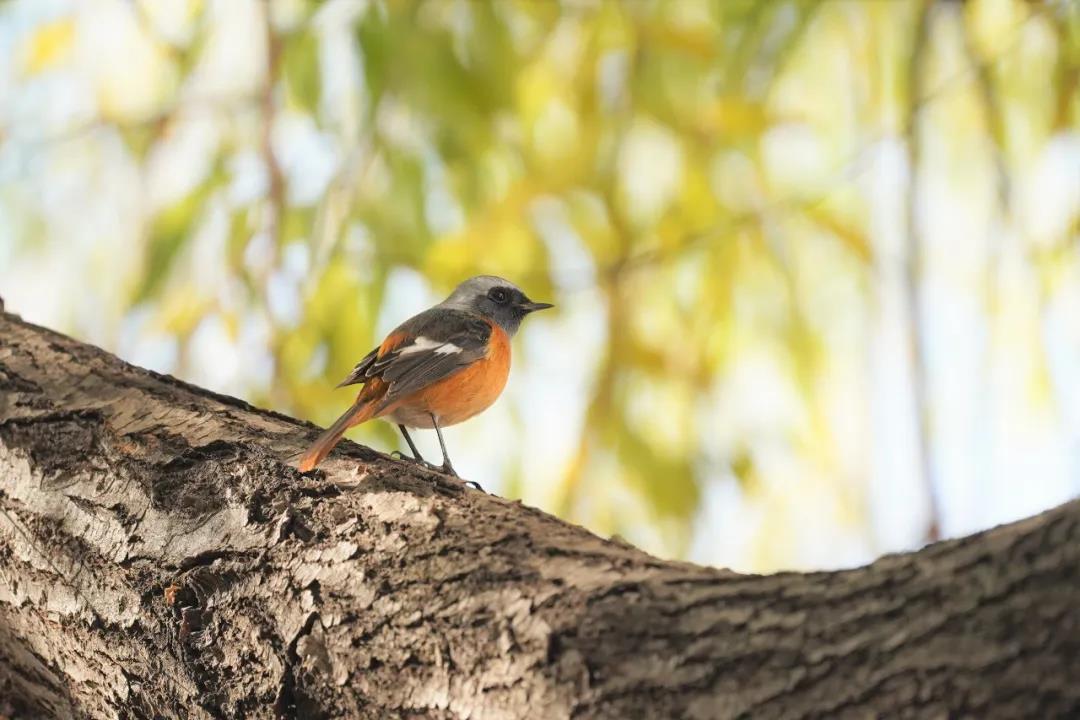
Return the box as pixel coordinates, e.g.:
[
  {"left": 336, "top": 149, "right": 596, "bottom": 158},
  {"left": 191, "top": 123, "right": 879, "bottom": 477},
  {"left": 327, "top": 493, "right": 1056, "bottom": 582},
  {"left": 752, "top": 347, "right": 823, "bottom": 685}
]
[{"left": 0, "top": 311, "right": 1077, "bottom": 719}]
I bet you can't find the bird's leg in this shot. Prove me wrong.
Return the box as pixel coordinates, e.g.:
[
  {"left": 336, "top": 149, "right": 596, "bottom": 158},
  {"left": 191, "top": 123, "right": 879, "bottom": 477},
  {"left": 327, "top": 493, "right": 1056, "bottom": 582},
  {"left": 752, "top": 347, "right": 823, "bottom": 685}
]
[
  {"left": 429, "top": 414, "right": 457, "bottom": 477},
  {"left": 392, "top": 424, "right": 425, "bottom": 463},
  {"left": 429, "top": 415, "right": 484, "bottom": 490},
  {"left": 392, "top": 421, "right": 466, "bottom": 482}
]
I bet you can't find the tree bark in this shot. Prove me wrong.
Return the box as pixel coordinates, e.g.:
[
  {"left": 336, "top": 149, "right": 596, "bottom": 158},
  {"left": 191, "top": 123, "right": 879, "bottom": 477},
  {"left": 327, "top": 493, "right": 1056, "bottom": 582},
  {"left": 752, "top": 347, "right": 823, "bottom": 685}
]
[{"left": 0, "top": 311, "right": 1077, "bottom": 720}]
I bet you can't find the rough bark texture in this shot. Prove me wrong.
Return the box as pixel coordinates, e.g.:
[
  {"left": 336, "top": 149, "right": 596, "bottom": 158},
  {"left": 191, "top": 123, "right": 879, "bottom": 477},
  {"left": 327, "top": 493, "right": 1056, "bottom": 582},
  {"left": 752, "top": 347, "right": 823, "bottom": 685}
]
[{"left": 0, "top": 310, "right": 1078, "bottom": 720}]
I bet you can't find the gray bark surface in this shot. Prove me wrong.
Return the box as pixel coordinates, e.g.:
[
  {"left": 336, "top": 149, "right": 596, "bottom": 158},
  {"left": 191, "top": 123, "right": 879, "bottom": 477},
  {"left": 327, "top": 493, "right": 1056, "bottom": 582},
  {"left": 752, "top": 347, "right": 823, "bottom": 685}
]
[{"left": 0, "top": 310, "right": 1077, "bottom": 720}]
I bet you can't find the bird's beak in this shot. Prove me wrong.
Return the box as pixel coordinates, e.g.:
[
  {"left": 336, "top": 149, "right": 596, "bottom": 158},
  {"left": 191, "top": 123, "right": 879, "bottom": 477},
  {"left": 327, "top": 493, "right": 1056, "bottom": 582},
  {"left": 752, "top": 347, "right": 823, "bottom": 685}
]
[{"left": 519, "top": 301, "right": 554, "bottom": 313}]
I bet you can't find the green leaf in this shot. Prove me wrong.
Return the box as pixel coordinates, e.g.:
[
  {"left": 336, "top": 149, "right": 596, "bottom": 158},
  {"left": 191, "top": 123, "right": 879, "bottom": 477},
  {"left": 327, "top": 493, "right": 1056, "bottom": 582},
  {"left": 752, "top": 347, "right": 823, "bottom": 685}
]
[
  {"left": 135, "top": 185, "right": 214, "bottom": 302},
  {"left": 282, "top": 30, "right": 320, "bottom": 114}
]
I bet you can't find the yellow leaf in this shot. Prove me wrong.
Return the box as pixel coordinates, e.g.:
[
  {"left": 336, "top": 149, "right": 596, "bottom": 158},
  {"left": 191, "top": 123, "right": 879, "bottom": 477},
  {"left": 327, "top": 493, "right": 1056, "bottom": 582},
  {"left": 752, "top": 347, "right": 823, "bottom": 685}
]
[
  {"left": 156, "top": 285, "right": 211, "bottom": 336},
  {"left": 22, "top": 19, "right": 75, "bottom": 74}
]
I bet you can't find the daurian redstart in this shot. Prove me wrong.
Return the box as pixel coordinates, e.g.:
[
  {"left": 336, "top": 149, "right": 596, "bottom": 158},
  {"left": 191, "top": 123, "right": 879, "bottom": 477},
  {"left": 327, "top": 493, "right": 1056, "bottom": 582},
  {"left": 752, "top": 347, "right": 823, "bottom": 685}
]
[{"left": 298, "top": 275, "right": 552, "bottom": 475}]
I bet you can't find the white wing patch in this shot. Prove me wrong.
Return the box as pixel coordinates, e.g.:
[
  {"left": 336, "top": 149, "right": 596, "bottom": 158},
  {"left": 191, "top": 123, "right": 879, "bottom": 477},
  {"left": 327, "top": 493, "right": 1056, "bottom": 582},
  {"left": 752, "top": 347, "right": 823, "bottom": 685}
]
[{"left": 398, "top": 336, "right": 463, "bottom": 356}]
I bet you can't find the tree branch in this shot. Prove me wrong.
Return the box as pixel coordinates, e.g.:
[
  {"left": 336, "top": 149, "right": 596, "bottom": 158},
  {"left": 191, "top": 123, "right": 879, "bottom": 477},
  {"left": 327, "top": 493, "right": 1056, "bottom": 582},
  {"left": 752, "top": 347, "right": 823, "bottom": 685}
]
[{"left": 0, "top": 310, "right": 1077, "bottom": 719}]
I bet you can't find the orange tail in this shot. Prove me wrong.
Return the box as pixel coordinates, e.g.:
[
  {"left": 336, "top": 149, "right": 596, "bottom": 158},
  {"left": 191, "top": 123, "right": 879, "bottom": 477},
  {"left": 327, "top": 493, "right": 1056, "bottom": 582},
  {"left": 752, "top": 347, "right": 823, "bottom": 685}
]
[{"left": 298, "top": 401, "right": 377, "bottom": 472}]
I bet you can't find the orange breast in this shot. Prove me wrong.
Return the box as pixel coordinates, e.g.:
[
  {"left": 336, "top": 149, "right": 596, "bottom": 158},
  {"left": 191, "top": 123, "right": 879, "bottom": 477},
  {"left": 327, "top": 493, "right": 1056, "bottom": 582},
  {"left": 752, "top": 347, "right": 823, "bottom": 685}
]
[{"left": 392, "top": 322, "right": 511, "bottom": 427}]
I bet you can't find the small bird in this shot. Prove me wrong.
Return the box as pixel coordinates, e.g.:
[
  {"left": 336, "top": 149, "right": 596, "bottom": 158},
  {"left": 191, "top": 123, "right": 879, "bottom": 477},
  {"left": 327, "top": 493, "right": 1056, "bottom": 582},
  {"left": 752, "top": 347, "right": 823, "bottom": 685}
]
[{"left": 298, "top": 275, "right": 552, "bottom": 475}]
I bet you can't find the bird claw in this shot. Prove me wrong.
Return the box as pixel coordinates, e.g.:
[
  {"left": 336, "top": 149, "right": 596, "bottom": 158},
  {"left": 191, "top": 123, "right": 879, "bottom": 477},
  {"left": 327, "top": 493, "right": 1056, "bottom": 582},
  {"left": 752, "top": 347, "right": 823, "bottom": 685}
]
[
  {"left": 431, "top": 462, "right": 483, "bottom": 490},
  {"left": 389, "top": 451, "right": 482, "bottom": 490},
  {"left": 435, "top": 465, "right": 485, "bottom": 492}
]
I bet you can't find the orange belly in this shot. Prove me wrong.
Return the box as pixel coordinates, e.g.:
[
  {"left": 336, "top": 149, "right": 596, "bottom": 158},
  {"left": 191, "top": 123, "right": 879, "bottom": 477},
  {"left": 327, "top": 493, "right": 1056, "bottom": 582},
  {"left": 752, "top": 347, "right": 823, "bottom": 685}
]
[{"left": 382, "top": 322, "right": 511, "bottom": 428}]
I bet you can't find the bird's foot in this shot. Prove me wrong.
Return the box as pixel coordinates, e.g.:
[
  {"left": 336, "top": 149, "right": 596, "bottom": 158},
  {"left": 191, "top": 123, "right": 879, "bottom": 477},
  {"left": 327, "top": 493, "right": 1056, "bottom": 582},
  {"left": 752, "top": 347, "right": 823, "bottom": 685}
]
[
  {"left": 433, "top": 461, "right": 484, "bottom": 490},
  {"left": 391, "top": 452, "right": 482, "bottom": 490},
  {"left": 393, "top": 451, "right": 450, "bottom": 475},
  {"left": 435, "top": 464, "right": 484, "bottom": 491}
]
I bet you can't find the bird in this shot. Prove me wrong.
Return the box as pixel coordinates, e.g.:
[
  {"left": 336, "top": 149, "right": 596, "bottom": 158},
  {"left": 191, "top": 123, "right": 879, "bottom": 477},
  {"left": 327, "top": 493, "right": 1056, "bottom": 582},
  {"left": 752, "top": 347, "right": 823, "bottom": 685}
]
[{"left": 297, "top": 275, "right": 553, "bottom": 476}]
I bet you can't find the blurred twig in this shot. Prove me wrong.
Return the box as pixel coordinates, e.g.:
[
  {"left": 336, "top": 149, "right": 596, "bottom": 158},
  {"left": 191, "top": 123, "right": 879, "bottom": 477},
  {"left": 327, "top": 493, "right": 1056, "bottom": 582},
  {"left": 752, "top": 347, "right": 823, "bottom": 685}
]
[
  {"left": 0, "top": 92, "right": 262, "bottom": 156},
  {"left": 960, "top": 2, "right": 1013, "bottom": 538},
  {"left": 262, "top": 10, "right": 285, "bottom": 252},
  {"left": 261, "top": 2, "right": 291, "bottom": 411},
  {"left": 905, "top": 0, "right": 941, "bottom": 545},
  {"left": 961, "top": 5, "right": 1012, "bottom": 281}
]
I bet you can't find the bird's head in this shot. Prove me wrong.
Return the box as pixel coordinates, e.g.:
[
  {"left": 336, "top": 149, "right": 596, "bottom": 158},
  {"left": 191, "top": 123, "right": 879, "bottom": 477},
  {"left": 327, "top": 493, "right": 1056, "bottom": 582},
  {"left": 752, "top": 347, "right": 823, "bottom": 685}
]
[{"left": 441, "top": 275, "right": 553, "bottom": 336}]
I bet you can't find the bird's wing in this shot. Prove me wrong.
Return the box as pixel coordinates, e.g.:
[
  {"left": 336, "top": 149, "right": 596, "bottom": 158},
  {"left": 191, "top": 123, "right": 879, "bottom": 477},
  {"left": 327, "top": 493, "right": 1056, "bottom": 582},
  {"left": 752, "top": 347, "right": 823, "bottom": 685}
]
[
  {"left": 334, "top": 309, "right": 437, "bottom": 388},
  {"left": 336, "top": 308, "right": 492, "bottom": 408},
  {"left": 335, "top": 347, "right": 379, "bottom": 388}
]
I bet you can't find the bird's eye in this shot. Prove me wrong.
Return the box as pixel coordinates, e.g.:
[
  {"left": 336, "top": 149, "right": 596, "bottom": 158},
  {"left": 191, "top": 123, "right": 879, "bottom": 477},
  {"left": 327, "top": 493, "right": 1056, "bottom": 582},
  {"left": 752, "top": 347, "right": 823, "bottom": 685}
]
[{"left": 489, "top": 288, "right": 510, "bottom": 304}]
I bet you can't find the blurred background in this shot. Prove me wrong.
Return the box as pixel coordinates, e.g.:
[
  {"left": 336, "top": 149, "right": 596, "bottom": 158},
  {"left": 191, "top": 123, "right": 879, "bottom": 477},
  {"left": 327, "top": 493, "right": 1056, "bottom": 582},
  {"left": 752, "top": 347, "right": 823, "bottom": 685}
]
[{"left": 2, "top": 0, "right": 1078, "bottom": 572}]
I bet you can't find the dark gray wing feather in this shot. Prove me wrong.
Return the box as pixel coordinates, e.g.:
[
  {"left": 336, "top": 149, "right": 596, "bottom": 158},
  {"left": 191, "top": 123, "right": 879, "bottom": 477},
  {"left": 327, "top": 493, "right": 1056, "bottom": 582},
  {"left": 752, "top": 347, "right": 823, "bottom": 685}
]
[
  {"left": 375, "top": 311, "right": 491, "bottom": 408},
  {"left": 334, "top": 308, "right": 492, "bottom": 407},
  {"left": 336, "top": 347, "right": 378, "bottom": 388}
]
